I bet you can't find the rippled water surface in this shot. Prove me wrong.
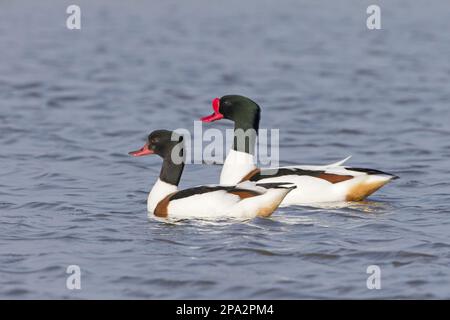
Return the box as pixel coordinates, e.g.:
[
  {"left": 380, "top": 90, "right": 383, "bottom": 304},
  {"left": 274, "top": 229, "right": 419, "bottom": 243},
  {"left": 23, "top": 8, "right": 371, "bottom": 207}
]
[{"left": 1, "top": 0, "right": 450, "bottom": 299}]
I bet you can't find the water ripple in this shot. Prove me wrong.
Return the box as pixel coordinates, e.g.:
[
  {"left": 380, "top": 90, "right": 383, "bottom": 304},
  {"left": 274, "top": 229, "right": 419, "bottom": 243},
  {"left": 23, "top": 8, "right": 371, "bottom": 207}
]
[{"left": 0, "top": 0, "right": 449, "bottom": 299}]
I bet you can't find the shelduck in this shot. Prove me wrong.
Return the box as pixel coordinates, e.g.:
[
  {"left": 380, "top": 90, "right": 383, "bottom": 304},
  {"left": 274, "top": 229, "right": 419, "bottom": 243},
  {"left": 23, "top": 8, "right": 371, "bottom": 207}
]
[
  {"left": 200, "top": 95, "right": 398, "bottom": 206},
  {"left": 129, "top": 129, "right": 297, "bottom": 219}
]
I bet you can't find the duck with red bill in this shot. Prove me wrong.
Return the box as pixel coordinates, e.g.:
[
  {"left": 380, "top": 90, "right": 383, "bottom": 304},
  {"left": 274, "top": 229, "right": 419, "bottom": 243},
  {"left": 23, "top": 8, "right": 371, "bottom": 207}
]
[
  {"left": 127, "top": 129, "right": 296, "bottom": 219},
  {"left": 198, "top": 94, "right": 398, "bottom": 205}
]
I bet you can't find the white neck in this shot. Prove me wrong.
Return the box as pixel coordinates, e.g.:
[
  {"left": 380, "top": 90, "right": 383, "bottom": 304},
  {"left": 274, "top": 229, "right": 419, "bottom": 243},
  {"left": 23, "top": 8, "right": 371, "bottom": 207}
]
[
  {"left": 220, "top": 149, "right": 257, "bottom": 185},
  {"left": 147, "top": 178, "right": 178, "bottom": 214}
]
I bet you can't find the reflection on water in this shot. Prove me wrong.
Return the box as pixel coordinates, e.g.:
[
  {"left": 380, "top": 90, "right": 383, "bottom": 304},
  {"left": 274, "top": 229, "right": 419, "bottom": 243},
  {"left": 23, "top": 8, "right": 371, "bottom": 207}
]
[{"left": 303, "top": 200, "right": 394, "bottom": 213}]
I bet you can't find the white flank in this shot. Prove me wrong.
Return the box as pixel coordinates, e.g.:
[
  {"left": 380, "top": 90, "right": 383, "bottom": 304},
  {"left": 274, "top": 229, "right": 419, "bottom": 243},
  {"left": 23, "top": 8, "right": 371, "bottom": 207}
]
[{"left": 166, "top": 183, "right": 293, "bottom": 219}]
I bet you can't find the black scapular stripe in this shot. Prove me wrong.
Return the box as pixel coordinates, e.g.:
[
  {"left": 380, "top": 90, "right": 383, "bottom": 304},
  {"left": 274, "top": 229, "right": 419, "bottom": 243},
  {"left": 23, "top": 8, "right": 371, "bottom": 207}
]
[
  {"left": 347, "top": 167, "right": 399, "bottom": 179},
  {"left": 248, "top": 167, "right": 398, "bottom": 182},
  {"left": 256, "top": 182, "right": 296, "bottom": 189},
  {"left": 248, "top": 168, "right": 325, "bottom": 181},
  {"left": 169, "top": 186, "right": 262, "bottom": 201}
]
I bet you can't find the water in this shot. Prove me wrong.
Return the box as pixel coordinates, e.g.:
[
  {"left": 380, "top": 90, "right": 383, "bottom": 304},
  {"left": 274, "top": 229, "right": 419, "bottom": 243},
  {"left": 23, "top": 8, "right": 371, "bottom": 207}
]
[{"left": 1, "top": 0, "right": 449, "bottom": 299}]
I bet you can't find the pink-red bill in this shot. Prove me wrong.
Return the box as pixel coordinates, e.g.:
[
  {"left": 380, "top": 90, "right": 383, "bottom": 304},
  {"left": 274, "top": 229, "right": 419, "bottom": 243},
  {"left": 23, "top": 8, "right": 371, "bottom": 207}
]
[
  {"left": 129, "top": 143, "right": 154, "bottom": 157},
  {"left": 200, "top": 97, "right": 223, "bottom": 122}
]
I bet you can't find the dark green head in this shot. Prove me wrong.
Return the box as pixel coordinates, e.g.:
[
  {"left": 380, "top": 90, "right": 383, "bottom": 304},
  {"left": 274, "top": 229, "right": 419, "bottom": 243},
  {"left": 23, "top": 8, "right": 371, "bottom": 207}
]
[
  {"left": 201, "top": 95, "right": 261, "bottom": 131},
  {"left": 129, "top": 129, "right": 185, "bottom": 186},
  {"left": 129, "top": 129, "right": 183, "bottom": 159}
]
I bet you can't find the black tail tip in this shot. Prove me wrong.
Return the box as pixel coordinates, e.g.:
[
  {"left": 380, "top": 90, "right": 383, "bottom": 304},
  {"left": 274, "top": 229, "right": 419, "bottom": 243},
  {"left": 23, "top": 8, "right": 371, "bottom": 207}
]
[{"left": 256, "top": 182, "right": 297, "bottom": 190}]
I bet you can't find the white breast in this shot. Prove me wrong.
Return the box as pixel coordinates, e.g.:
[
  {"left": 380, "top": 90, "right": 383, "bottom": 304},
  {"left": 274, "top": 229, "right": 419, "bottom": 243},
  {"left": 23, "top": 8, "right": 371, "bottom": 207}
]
[
  {"left": 147, "top": 178, "right": 178, "bottom": 214},
  {"left": 220, "top": 149, "right": 256, "bottom": 185}
]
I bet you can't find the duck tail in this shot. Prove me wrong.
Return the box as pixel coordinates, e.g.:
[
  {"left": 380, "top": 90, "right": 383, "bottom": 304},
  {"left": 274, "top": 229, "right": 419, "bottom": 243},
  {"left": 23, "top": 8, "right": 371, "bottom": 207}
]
[
  {"left": 326, "top": 155, "right": 352, "bottom": 167},
  {"left": 348, "top": 167, "right": 399, "bottom": 181},
  {"left": 345, "top": 168, "right": 398, "bottom": 201}
]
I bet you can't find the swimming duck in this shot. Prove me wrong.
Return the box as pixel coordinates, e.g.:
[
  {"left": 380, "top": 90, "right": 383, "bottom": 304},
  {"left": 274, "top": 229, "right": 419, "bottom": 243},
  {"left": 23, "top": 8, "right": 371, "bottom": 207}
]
[
  {"left": 201, "top": 95, "right": 398, "bottom": 205},
  {"left": 129, "top": 129, "right": 296, "bottom": 219}
]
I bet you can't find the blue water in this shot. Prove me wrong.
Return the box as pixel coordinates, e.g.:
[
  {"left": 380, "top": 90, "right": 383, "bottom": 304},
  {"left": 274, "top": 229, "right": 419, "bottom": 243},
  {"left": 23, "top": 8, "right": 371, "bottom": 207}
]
[{"left": 1, "top": 0, "right": 450, "bottom": 299}]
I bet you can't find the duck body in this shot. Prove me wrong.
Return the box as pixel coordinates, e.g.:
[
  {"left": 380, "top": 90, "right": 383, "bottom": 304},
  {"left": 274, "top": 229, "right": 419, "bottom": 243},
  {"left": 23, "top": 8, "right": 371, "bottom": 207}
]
[
  {"left": 202, "top": 95, "right": 398, "bottom": 205},
  {"left": 147, "top": 178, "right": 295, "bottom": 219},
  {"left": 224, "top": 150, "right": 398, "bottom": 205},
  {"left": 220, "top": 150, "right": 397, "bottom": 205},
  {"left": 130, "top": 130, "right": 295, "bottom": 220}
]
